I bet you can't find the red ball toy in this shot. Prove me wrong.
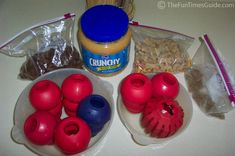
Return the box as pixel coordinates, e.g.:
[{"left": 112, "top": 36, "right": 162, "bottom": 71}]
[
  {"left": 141, "top": 98, "right": 184, "bottom": 138},
  {"left": 24, "top": 111, "right": 57, "bottom": 145},
  {"left": 54, "top": 117, "right": 91, "bottom": 155},
  {"left": 29, "top": 80, "right": 61, "bottom": 110},
  {"left": 120, "top": 73, "right": 152, "bottom": 113},
  {"left": 64, "top": 107, "right": 77, "bottom": 117},
  {"left": 61, "top": 74, "right": 93, "bottom": 103},
  {"left": 47, "top": 102, "right": 63, "bottom": 120},
  {"left": 63, "top": 98, "right": 79, "bottom": 112},
  {"left": 151, "top": 72, "right": 179, "bottom": 99}
]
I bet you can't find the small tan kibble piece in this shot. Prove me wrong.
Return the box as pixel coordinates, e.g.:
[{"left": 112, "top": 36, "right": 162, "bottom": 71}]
[
  {"left": 133, "top": 37, "right": 191, "bottom": 74},
  {"left": 185, "top": 68, "right": 225, "bottom": 119}
]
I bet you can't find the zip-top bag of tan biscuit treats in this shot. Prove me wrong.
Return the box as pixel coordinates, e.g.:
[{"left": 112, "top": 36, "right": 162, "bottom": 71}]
[
  {"left": 184, "top": 34, "right": 235, "bottom": 119},
  {"left": 0, "top": 13, "right": 83, "bottom": 80},
  {"left": 130, "top": 21, "right": 194, "bottom": 74}
]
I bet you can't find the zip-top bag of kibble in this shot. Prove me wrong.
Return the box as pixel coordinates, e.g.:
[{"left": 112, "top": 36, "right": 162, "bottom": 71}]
[
  {"left": 130, "top": 21, "right": 194, "bottom": 74},
  {"left": 0, "top": 13, "right": 83, "bottom": 80},
  {"left": 184, "top": 34, "right": 235, "bottom": 119}
]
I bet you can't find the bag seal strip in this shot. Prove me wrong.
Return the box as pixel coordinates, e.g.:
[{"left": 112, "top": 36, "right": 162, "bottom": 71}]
[
  {"left": 0, "top": 13, "right": 75, "bottom": 49},
  {"left": 129, "top": 21, "right": 194, "bottom": 40},
  {"left": 203, "top": 34, "right": 235, "bottom": 107}
]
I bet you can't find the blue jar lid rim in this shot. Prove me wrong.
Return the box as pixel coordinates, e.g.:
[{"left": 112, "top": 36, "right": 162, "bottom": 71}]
[{"left": 80, "top": 5, "right": 129, "bottom": 42}]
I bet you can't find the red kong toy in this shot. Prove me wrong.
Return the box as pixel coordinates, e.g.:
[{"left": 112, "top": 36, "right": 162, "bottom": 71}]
[
  {"left": 54, "top": 117, "right": 91, "bottom": 155},
  {"left": 64, "top": 107, "right": 77, "bottom": 117},
  {"left": 63, "top": 98, "right": 79, "bottom": 112},
  {"left": 61, "top": 74, "right": 93, "bottom": 103},
  {"left": 141, "top": 98, "right": 184, "bottom": 138},
  {"left": 29, "top": 80, "right": 61, "bottom": 110},
  {"left": 120, "top": 73, "right": 153, "bottom": 113},
  {"left": 151, "top": 72, "right": 179, "bottom": 99},
  {"left": 24, "top": 111, "right": 57, "bottom": 145},
  {"left": 47, "top": 102, "right": 62, "bottom": 116},
  {"left": 47, "top": 102, "right": 63, "bottom": 120}
]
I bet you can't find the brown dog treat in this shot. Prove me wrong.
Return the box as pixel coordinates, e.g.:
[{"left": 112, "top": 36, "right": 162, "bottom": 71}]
[
  {"left": 19, "top": 46, "right": 83, "bottom": 80},
  {"left": 185, "top": 67, "right": 225, "bottom": 119}
]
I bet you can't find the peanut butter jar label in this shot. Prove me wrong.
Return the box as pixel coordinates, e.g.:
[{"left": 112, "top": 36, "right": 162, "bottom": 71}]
[{"left": 81, "top": 45, "right": 130, "bottom": 75}]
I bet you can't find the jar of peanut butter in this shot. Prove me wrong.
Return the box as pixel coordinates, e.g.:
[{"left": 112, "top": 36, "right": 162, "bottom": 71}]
[{"left": 78, "top": 5, "right": 131, "bottom": 76}]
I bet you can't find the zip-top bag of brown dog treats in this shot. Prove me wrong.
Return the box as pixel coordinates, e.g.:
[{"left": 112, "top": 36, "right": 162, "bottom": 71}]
[
  {"left": 0, "top": 13, "right": 83, "bottom": 80},
  {"left": 184, "top": 34, "right": 235, "bottom": 119},
  {"left": 130, "top": 21, "right": 194, "bottom": 74}
]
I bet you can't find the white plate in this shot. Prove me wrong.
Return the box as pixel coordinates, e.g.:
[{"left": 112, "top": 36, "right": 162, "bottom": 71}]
[
  {"left": 117, "top": 80, "right": 193, "bottom": 146},
  {"left": 11, "top": 68, "right": 114, "bottom": 156}
]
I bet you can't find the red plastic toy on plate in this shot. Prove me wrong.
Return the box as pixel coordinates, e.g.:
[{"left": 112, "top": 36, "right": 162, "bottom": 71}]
[
  {"left": 151, "top": 72, "right": 179, "bottom": 99},
  {"left": 47, "top": 102, "right": 63, "bottom": 121},
  {"left": 24, "top": 111, "right": 57, "bottom": 145},
  {"left": 141, "top": 98, "right": 184, "bottom": 138},
  {"left": 61, "top": 74, "right": 93, "bottom": 103},
  {"left": 29, "top": 80, "right": 61, "bottom": 110},
  {"left": 54, "top": 117, "right": 91, "bottom": 155},
  {"left": 63, "top": 98, "right": 79, "bottom": 113},
  {"left": 120, "top": 73, "right": 152, "bottom": 113},
  {"left": 64, "top": 107, "right": 77, "bottom": 117}
]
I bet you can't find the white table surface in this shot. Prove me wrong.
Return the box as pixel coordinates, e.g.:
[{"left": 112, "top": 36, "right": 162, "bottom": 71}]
[{"left": 1, "top": 0, "right": 235, "bottom": 156}]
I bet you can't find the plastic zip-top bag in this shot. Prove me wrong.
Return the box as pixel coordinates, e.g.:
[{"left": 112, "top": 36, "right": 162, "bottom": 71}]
[
  {"left": 130, "top": 21, "right": 194, "bottom": 74},
  {"left": 184, "top": 34, "right": 235, "bottom": 119},
  {"left": 0, "top": 13, "right": 84, "bottom": 80}
]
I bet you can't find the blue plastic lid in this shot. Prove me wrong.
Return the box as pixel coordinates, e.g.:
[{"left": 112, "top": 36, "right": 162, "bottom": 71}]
[{"left": 80, "top": 5, "right": 129, "bottom": 42}]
